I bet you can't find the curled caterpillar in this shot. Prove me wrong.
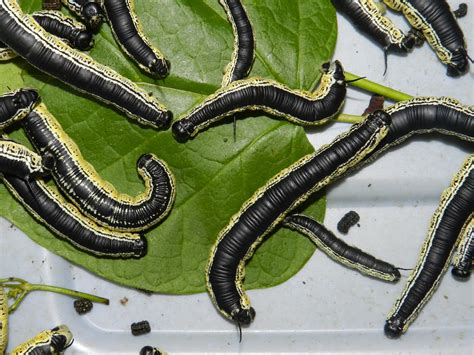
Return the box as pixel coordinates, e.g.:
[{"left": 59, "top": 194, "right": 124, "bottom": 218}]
[
  {"left": 0, "top": 0, "right": 172, "bottom": 128},
  {"left": 284, "top": 214, "right": 401, "bottom": 281},
  {"left": 21, "top": 104, "right": 175, "bottom": 232},
  {"left": 0, "top": 287, "right": 7, "bottom": 354},
  {"left": 206, "top": 112, "right": 391, "bottom": 324},
  {"left": 0, "top": 137, "right": 53, "bottom": 178},
  {"left": 382, "top": 0, "right": 470, "bottom": 76},
  {"left": 10, "top": 324, "right": 74, "bottom": 354},
  {"left": 331, "top": 0, "right": 416, "bottom": 52},
  {"left": 0, "top": 89, "right": 39, "bottom": 129},
  {"left": 220, "top": 0, "right": 255, "bottom": 86},
  {"left": 103, "top": 0, "right": 170, "bottom": 78},
  {"left": 385, "top": 155, "right": 474, "bottom": 338},
  {"left": 451, "top": 216, "right": 473, "bottom": 280},
  {"left": 172, "top": 61, "right": 347, "bottom": 141},
  {"left": 61, "top": 0, "right": 104, "bottom": 30},
  {"left": 3, "top": 174, "right": 148, "bottom": 257}
]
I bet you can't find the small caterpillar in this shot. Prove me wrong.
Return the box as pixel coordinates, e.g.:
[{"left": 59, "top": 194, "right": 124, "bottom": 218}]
[
  {"left": 331, "top": 0, "right": 416, "bottom": 52},
  {"left": 0, "top": 0, "right": 172, "bottom": 128},
  {"left": 21, "top": 104, "right": 175, "bottom": 232},
  {"left": 284, "top": 214, "right": 401, "bottom": 281},
  {"left": 206, "top": 112, "right": 391, "bottom": 324},
  {"left": 103, "top": 0, "right": 170, "bottom": 78},
  {"left": 172, "top": 61, "right": 347, "bottom": 141},
  {"left": 61, "top": 0, "right": 104, "bottom": 30},
  {"left": 0, "top": 89, "right": 39, "bottom": 129},
  {"left": 219, "top": 0, "right": 255, "bottom": 86},
  {"left": 451, "top": 216, "right": 473, "bottom": 279},
  {"left": 3, "top": 174, "right": 148, "bottom": 258},
  {"left": 0, "top": 287, "right": 7, "bottom": 354},
  {"left": 382, "top": 0, "right": 470, "bottom": 76},
  {"left": 10, "top": 324, "right": 74, "bottom": 354},
  {"left": 0, "top": 137, "right": 52, "bottom": 178},
  {"left": 385, "top": 155, "right": 474, "bottom": 338}
]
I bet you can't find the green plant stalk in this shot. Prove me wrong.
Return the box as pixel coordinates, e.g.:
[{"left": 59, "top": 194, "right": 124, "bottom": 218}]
[
  {"left": 333, "top": 113, "right": 365, "bottom": 124},
  {"left": 345, "top": 72, "right": 414, "bottom": 101},
  {"left": 0, "top": 277, "right": 109, "bottom": 313}
]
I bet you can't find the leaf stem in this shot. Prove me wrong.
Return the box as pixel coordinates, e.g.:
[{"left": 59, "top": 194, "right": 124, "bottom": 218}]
[
  {"left": 0, "top": 277, "right": 109, "bottom": 313},
  {"left": 344, "top": 72, "right": 414, "bottom": 101},
  {"left": 333, "top": 114, "right": 365, "bottom": 124}
]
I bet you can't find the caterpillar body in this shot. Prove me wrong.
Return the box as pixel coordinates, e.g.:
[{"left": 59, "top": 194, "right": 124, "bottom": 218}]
[
  {"left": 0, "top": 89, "right": 39, "bottom": 129},
  {"left": 331, "top": 0, "right": 416, "bottom": 52},
  {"left": 3, "top": 173, "right": 148, "bottom": 257},
  {"left": 0, "top": 138, "right": 52, "bottom": 178},
  {"left": 206, "top": 112, "right": 391, "bottom": 324},
  {"left": 385, "top": 155, "right": 474, "bottom": 338},
  {"left": 451, "top": 216, "right": 473, "bottom": 280},
  {"left": 0, "top": 287, "right": 7, "bottom": 355},
  {"left": 10, "top": 324, "right": 73, "bottom": 354},
  {"left": 284, "top": 214, "right": 401, "bottom": 281},
  {"left": 61, "top": 0, "right": 104, "bottom": 30},
  {"left": 382, "top": 0, "right": 469, "bottom": 76},
  {"left": 0, "top": 0, "right": 172, "bottom": 128},
  {"left": 220, "top": 0, "right": 255, "bottom": 86},
  {"left": 21, "top": 104, "right": 175, "bottom": 232},
  {"left": 103, "top": 0, "right": 170, "bottom": 78},
  {"left": 172, "top": 61, "right": 347, "bottom": 141}
]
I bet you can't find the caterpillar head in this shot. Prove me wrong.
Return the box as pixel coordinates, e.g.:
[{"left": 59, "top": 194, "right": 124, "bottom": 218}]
[
  {"left": 140, "top": 346, "right": 163, "bottom": 355},
  {"left": 400, "top": 33, "right": 416, "bottom": 52},
  {"left": 231, "top": 306, "right": 256, "bottom": 325},
  {"left": 446, "top": 48, "right": 470, "bottom": 77},
  {"left": 384, "top": 316, "right": 404, "bottom": 338},
  {"left": 73, "top": 31, "right": 94, "bottom": 51},
  {"left": 149, "top": 58, "right": 171, "bottom": 79},
  {"left": 451, "top": 263, "right": 471, "bottom": 281},
  {"left": 368, "top": 110, "right": 392, "bottom": 128},
  {"left": 14, "top": 89, "right": 40, "bottom": 110},
  {"left": 154, "top": 110, "right": 173, "bottom": 129},
  {"left": 49, "top": 325, "right": 74, "bottom": 352},
  {"left": 172, "top": 119, "right": 194, "bottom": 142},
  {"left": 321, "top": 61, "right": 345, "bottom": 85},
  {"left": 82, "top": 2, "right": 104, "bottom": 31},
  {"left": 132, "top": 236, "right": 148, "bottom": 258}
]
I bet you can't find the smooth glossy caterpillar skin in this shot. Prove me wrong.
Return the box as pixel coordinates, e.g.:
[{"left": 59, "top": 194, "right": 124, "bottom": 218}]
[
  {"left": 220, "top": 0, "right": 255, "bottom": 86},
  {"left": 206, "top": 112, "right": 391, "bottom": 324},
  {"left": 382, "top": 0, "right": 469, "bottom": 76},
  {"left": 451, "top": 216, "right": 473, "bottom": 279},
  {"left": 10, "top": 324, "right": 73, "bottom": 354},
  {"left": 385, "top": 155, "right": 474, "bottom": 338},
  {"left": 103, "top": 0, "right": 170, "bottom": 78},
  {"left": 172, "top": 61, "right": 347, "bottom": 141},
  {"left": 61, "top": 0, "right": 103, "bottom": 30},
  {"left": 0, "top": 89, "right": 39, "bottom": 129},
  {"left": 331, "top": 0, "right": 416, "bottom": 52},
  {"left": 21, "top": 104, "right": 175, "bottom": 232},
  {"left": 284, "top": 214, "right": 401, "bottom": 281},
  {"left": 0, "top": 287, "right": 7, "bottom": 354},
  {"left": 0, "top": 138, "right": 52, "bottom": 178},
  {"left": 2, "top": 173, "right": 147, "bottom": 257},
  {"left": 0, "top": 0, "right": 172, "bottom": 128}
]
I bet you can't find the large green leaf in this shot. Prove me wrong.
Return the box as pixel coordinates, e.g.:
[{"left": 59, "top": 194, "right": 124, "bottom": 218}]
[{"left": 0, "top": 0, "right": 337, "bottom": 293}]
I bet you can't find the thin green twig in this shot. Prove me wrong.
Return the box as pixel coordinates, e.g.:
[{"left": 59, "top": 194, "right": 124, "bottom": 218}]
[{"left": 344, "top": 72, "right": 414, "bottom": 101}]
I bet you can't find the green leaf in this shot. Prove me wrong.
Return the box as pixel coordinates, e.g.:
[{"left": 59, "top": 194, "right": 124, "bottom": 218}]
[{"left": 0, "top": 0, "right": 337, "bottom": 293}]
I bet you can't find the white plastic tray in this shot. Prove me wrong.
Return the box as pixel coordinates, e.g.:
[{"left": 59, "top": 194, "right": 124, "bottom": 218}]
[{"left": 1, "top": 3, "right": 473, "bottom": 354}]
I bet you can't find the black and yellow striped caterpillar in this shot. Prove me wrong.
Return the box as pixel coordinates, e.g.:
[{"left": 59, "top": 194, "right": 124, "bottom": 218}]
[
  {"left": 451, "top": 216, "right": 473, "bottom": 279},
  {"left": 0, "top": 0, "right": 172, "bottom": 128},
  {"left": 103, "top": 0, "right": 170, "bottom": 78},
  {"left": 0, "top": 89, "right": 39, "bottom": 129},
  {"left": 172, "top": 61, "right": 347, "bottom": 141},
  {"left": 21, "top": 104, "right": 175, "bottom": 232},
  {"left": 284, "top": 214, "right": 401, "bottom": 281},
  {"left": 0, "top": 287, "right": 7, "bottom": 354},
  {"left": 331, "top": 0, "right": 416, "bottom": 52},
  {"left": 382, "top": 0, "right": 470, "bottom": 76},
  {"left": 385, "top": 155, "right": 473, "bottom": 338},
  {"left": 206, "top": 111, "right": 391, "bottom": 324},
  {"left": 10, "top": 324, "right": 74, "bottom": 354},
  {"left": 220, "top": 0, "right": 255, "bottom": 87}
]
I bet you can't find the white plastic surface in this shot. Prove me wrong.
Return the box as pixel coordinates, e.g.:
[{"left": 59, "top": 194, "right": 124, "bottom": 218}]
[{"left": 1, "top": 3, "right": 473, "bottom": 354}]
